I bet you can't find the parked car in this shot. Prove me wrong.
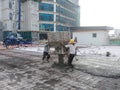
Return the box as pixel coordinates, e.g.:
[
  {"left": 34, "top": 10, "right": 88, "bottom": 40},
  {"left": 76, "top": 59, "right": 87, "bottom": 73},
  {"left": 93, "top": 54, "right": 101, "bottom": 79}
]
[{"left": 3, "top": 33, "right": 32, "bottom": 48}]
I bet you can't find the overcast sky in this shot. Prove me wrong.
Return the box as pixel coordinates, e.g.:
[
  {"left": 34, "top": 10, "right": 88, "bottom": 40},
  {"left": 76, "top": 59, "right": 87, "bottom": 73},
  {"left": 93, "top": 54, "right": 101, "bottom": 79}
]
[{"left": 79, "top": 0, "right": 120, "bottom": 29}]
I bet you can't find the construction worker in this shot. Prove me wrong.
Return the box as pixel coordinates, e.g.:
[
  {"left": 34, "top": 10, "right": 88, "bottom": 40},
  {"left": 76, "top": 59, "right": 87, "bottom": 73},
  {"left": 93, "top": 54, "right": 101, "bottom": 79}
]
[
  {"left": 65, "top": 39, "right": 77, "bottom": 68},
  {"left": 42, "top": 41, "right": 50, "bottom": 62}
]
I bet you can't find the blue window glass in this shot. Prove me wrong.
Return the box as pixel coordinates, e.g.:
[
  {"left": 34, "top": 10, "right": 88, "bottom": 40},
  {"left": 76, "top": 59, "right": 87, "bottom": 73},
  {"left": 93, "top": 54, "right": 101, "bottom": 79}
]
[
  {"left": 56, "top": 0, "right": 76, "bottom": 11},
  {"left": 56, "top": 25, "right": 68, "bottom": 31},
  {"left": 39, "top": 13, "right": 53, "bottom": 21},
  {"left": 39, "top": 24, "right": 54, "bottom": 31},
  {"left": 56, "top": 15, "right": 76, "bottom": 26},
  {"left": 56, "top": 6, "right": 76, "bottom": 19},
  {"left": 39, "top": 3, "right": 53, "bottom": 11}
]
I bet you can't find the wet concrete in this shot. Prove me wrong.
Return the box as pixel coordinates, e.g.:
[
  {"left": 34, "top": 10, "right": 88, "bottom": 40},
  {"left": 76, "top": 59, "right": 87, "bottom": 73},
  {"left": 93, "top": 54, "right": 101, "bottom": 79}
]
[
  {"left": 73, "top": 55, "right": 120, "bottom": 78},
  {"left": 0, "top": 49, "right": 120, "bottom": 90}
]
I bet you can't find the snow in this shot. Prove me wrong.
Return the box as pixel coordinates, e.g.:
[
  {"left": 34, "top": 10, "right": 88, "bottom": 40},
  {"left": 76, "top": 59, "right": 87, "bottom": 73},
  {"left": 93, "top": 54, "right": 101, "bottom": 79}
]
[
  {"left": 77, "top": 46, "right": 120, "bottom": 57},
  {"left": 15, "top": 45, "right": 120, "bottom": 57},
  {"left": 15, "top": 46, "right": 55, "bottom": 53}
]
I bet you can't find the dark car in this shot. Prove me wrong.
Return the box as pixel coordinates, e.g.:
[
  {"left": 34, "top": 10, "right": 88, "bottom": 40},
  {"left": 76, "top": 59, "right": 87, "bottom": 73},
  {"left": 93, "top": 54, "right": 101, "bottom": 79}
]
[{"left": 3, "top": 33, "right": 32, "bottom": 48}]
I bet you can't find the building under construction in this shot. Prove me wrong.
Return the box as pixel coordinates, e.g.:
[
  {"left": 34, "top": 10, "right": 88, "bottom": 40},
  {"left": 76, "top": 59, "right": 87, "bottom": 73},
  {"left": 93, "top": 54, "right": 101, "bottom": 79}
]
[{"left": 0, "top": 0, "right": 80, "bottom": 41}]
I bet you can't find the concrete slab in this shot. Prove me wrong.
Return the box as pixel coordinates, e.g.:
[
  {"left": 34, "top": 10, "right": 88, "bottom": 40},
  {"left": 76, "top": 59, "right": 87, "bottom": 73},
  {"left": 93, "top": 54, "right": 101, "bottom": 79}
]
[
  {"left": 73, "top": 55, "right": 120, "bottom": 78},
  {"left": 0, "top": 49, "right": 120, "bottom": 90}
]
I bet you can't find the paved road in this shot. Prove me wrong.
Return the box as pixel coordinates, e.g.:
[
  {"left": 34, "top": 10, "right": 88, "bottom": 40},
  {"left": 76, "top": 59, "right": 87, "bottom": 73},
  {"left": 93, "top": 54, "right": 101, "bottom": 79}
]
[{"left": 0, "top": 49, "right": 120, "bottom": 90}]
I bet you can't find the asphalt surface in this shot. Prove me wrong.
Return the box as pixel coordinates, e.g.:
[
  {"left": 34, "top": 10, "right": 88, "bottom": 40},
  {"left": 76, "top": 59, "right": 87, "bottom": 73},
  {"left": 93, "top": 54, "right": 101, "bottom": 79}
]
[{"left": 0, "top": 49, "right": 120, "bottom": 90}]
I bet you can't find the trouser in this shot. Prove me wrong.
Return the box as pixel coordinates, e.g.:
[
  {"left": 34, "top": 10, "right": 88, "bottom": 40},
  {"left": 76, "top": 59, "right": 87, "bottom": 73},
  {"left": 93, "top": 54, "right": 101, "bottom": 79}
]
[
  {"left": 68, "top": 54, "right": 75, "bottom": 66},
  {"left": 42, "top": 52, "right": 50, "bottom": 61}
]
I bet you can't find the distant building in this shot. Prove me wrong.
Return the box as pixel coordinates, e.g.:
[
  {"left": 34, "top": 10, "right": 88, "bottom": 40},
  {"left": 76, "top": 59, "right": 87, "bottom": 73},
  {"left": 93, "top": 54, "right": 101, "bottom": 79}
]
[
  {"left": 109, "top": 29, "right": 120, "bottom": 45},
  {"left": 71, "top": 26, "right": 113, "bottom": 46},
  {"left": 0, "top": 0, "right": 80, "bottom": 41},
  {"left": 114, "top": 29, "right": 120, "bottom": 37}
]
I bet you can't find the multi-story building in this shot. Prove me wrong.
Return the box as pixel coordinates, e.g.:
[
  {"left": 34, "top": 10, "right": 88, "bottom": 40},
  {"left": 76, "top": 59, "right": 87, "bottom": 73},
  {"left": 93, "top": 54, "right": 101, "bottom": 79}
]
[{"left": 0, "top": 0, "right": 80, "bottom": 40}]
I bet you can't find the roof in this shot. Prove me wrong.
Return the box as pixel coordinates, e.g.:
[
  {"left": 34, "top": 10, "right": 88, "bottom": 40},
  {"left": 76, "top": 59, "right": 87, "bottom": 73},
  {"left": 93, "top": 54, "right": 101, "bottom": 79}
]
[{"left": 70, "top": 26, "right": 114, "bottom": 31}]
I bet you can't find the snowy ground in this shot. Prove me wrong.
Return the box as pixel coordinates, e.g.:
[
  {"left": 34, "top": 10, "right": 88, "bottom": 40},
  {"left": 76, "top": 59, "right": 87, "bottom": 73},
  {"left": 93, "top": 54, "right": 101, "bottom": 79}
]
[
  {"left": 77, "top": 46, "right": 120, "bottom": 57},
  {"left": 15, "top": 45, "right": 54, "bottom": 54},
  {"left": 16, "top": 45, "right": 120, "bottom": 58}
]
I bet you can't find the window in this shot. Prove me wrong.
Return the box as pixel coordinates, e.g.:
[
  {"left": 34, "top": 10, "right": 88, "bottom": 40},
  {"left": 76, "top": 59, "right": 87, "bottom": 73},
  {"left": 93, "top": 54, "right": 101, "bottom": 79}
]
[
  {"left": 39, "top": 13, "right": 53, "bottom": 21},
  {"left": 92, "top": 33, "right": 97, "bottom": 38},
  {"left": 39, "top": 24, "right": 54, "bottom": 31},
  {"left": 9, "top": 13, "right": 13, "bottom": 20},
  {"left": 9, "top": 0, "right": 12, "bottom": 9},
  {"left": 56, "top": 25, "right": 67, "bottom": 31},
  {"left": 39, "top": 3, "right": 53, "bottom": 11}
]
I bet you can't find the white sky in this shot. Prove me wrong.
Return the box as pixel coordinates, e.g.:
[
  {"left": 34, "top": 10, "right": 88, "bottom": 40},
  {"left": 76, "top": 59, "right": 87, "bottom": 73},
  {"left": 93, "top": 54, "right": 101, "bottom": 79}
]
[{"left": 79, "top": 0, "right": 120, "bottom": 29}]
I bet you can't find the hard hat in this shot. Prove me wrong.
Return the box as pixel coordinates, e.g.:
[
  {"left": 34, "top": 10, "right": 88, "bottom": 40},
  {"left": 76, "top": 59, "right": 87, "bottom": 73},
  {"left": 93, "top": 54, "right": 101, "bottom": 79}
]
[{"left": 69, "top": 39, "right": 75, "bottom": 44}]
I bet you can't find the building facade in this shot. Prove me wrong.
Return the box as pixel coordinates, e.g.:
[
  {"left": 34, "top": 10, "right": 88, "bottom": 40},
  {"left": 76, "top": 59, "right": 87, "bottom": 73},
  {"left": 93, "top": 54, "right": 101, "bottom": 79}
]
[
  {"left": 0, "top": 0, "right": 80, "bottom": 40},
  {"left": 72, "top": 26, "right": 113, "bottom": 46},
  {"left": 109, "top": 29, "right": 120, "bottom": 45}
]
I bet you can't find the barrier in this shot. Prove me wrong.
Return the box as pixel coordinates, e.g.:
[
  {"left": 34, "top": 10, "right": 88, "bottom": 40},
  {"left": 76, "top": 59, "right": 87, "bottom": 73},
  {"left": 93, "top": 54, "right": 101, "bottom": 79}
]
[{"left": 0, "top": 44, "right": 38, "bottom": 49}]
